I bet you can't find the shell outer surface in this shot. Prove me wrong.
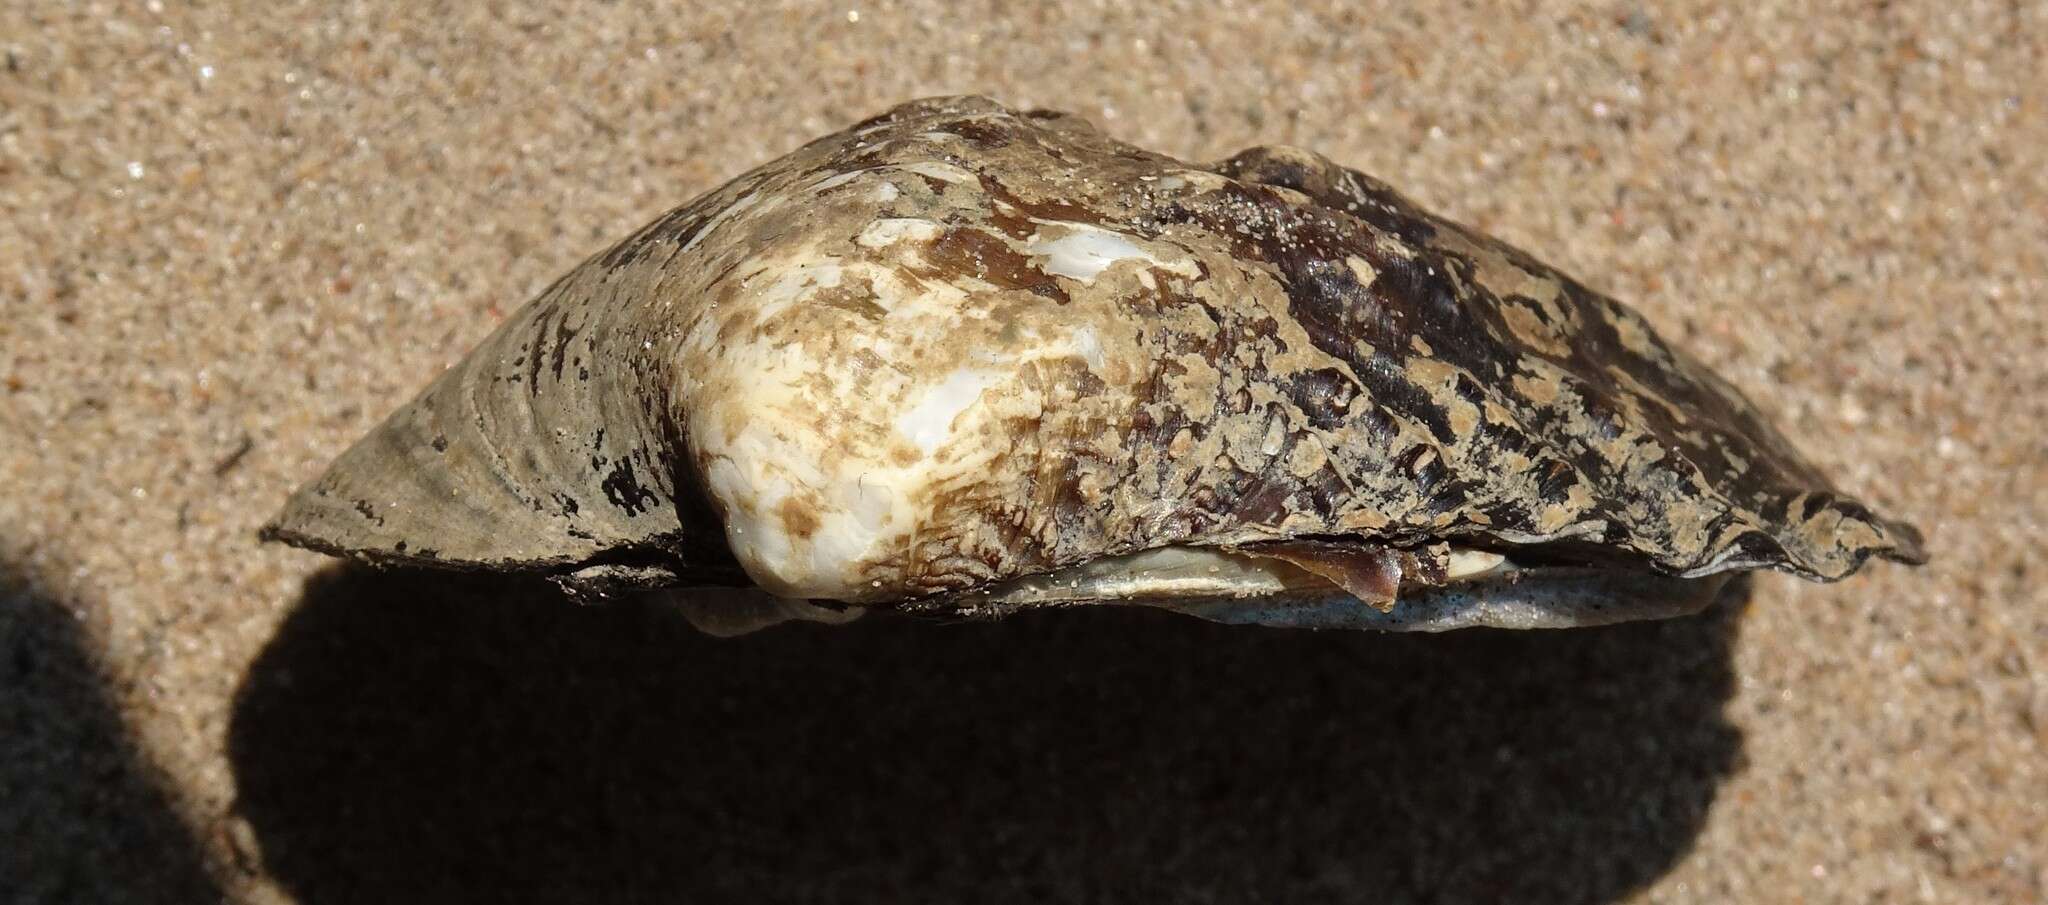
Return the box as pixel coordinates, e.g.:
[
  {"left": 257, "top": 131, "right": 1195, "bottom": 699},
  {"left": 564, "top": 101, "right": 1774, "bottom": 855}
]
[{"left": 264, "top": 95, "right": 1926, "bottom": 610}]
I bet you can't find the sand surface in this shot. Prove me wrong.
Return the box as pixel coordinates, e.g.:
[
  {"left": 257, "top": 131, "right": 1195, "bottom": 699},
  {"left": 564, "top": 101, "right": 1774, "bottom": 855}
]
[{"left": 3, "top": 2, "right": 2043, "bottom": 902}]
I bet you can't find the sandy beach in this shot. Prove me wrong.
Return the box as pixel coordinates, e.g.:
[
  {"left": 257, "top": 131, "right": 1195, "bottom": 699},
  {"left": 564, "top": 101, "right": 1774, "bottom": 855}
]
[{"left": 3, "top": 2, "right": 2042, "bottom": 901}]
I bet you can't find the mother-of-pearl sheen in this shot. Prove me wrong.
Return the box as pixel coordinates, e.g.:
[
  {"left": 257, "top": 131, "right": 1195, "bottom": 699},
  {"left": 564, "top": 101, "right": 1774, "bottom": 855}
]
[
  {"left": 970, "top": 545, "right": 1510, "bottom": 606},
  {"left": 655, "top": 545, "right": 1511, "bottom": 637}
]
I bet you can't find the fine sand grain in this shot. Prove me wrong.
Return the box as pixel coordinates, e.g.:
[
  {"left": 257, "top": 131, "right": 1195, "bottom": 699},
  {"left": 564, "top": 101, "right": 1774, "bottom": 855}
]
[{"left": 3, "top": 2, "right": 2042, "bottom": 902}]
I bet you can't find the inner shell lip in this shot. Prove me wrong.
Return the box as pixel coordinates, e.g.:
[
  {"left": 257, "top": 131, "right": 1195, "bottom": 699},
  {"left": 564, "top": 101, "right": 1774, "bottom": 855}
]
[
  {"left": 643, "top": 541, "right": 1733, "bottom": 636},
  {"left": 902, "top": 540, "right": 1733, "bottom": 632},
  {"left": 949, "top": 543, "right": 1514, "bottom": 611}
]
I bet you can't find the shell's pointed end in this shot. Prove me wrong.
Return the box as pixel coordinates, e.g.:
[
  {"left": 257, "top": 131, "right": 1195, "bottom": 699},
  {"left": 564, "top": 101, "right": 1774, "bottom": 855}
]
[
  {"left": 1818, "top": 496, "right": 1932, "bottom": 577},
  {"left": 1747, "top": 500, "right": 1930, "bottom": 584},
  {"left": 253, "top": 444, "right": 587, "bottom": 576},
  {"left": 256, "top": 500, "right": 444, "bottom": 572},
  {"left": 258, "top": 503, "right": 344, "bottom": 557},
  {"left": 256, "top": 518, "right": 302, "bottom": 550},
  {"left": 1880, "top": 521, "right": 1930, "bottom": 566},
  {"left": 257, "top": 510, "right": 383, "bottom": 562}
]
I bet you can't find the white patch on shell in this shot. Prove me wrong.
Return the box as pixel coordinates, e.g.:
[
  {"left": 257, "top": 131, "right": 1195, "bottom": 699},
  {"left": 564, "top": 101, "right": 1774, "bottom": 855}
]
[
  {"left": 856, "top": 217, "right": 943, "bottom": 248},
  {"left": 701, "top": 408, "right": 923, "bottom": 603},
  {"left": 1445, "top": 549, "right": 1506, "bottom": 579},
  {"left": 895, "top": 368, "right": 1001, "bottom": 455},
  {"left": 1070, "top": 325, "right": 1105, "bottom": 370},
  {"left": 1024, "top": 223, "right": 1199, "bottom": 283},
  {"left": 747, "top": 259, "right": 844, "bottom": 323},
  {"left": 684, "top": 239, "right": 1055, "bottom": 600}
]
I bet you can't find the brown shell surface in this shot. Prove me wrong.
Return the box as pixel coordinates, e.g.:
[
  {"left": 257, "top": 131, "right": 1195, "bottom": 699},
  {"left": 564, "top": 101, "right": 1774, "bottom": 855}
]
[{"left": 264, "top": 95, "right": 1926, "bottom": 604}]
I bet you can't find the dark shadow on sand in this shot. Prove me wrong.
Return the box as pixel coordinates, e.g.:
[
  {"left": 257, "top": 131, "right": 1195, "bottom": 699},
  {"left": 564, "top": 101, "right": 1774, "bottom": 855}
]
[
  {"left": 1, "top": 571, "right": 221, "bottom": 904},
  {"left": 230, "top": 565, "right": 1746, "bottom": 904}
]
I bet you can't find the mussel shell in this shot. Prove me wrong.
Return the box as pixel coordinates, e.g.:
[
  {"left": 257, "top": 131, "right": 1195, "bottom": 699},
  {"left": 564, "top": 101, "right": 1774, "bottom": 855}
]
[{"left": 264, "top": 96, "right": 1925, "bottom": 612}]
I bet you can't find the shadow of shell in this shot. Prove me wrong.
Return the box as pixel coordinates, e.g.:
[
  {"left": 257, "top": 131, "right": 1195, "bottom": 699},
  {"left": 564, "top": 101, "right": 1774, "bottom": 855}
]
[{"left": 229, "top": 565, "right": 1747, "bottom": 904}]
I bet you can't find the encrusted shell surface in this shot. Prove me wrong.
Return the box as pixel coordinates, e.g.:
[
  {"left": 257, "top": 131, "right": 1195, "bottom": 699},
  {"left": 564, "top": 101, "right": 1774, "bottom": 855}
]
[{"left": 265, "top": 96, "right": 1925, "bottom": 618}]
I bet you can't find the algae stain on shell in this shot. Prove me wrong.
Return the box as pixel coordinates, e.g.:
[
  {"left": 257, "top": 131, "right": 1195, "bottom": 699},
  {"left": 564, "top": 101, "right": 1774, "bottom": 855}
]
[{"left": 263, "top": 96, "right": 1926, "bottom": 631}]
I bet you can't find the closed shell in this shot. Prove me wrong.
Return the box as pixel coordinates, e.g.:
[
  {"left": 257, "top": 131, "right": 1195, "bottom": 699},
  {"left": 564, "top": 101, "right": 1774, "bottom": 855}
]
[{"left": 264, "top": 96, "right": 1925, "bottom": 630}]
